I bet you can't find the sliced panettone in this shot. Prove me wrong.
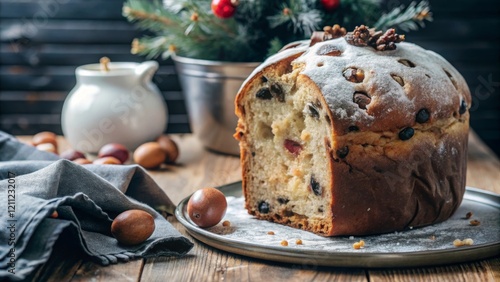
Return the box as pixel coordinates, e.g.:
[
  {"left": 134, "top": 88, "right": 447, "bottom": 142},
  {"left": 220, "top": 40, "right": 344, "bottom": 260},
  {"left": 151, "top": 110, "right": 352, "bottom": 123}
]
[{"left": 234, "top": 27, "right": 470, "bottom": 236}]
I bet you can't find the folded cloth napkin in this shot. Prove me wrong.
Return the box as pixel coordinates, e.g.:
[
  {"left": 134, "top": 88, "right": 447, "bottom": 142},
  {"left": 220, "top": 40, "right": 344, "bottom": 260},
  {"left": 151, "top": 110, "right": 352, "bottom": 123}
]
[{"left": 0, "top": 132, "right": 193, "bottom": 281}]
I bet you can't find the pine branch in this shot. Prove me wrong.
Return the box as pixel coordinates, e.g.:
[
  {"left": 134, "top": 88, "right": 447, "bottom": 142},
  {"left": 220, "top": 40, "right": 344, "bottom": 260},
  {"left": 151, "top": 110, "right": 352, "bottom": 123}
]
[
  {"left": 124, "top": 0, "right": 432, "bottom": 62},
  {"left": 267, "top": 0, "right": 322, "bottom": 37},
  {"left": 131, "top": 36, "right": 172, "bottom": 60},
  {"left": 266, "top": 38, "right": 284, "bottom": 58},
  {"left": 374, "top": 1, "right": 433, "bottom": 32}
]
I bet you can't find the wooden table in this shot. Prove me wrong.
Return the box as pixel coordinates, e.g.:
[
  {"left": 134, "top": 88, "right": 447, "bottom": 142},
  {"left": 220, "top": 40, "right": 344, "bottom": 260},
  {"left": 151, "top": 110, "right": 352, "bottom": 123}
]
[{"left": 25, "top": 132, "right": 500, "bottom": 281}]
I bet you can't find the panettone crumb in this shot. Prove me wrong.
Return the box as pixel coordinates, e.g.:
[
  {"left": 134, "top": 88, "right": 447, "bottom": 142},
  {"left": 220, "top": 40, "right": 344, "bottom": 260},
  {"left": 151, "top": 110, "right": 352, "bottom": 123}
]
[
  {"left": 353, "top": 240, "right": 365, "bottom": 249},
  {"left": 267, "top": 231, "right": 275, "bottom": 235},
  {"left": 465, "top": 211, "right": 473, "bottom": 219},
  {"left": 281, "top": 240, "right": 288, "bottom": 246},
  {"left": 469, "top": 219, "right": 480, "bottom": 226},
  {"left": 463, "top": 238, "right": 474, "bottom": 245},
  {"left": 296, "top": 239, "right": 303, "bottom": 245},
  {"left": 222, "top": 220, "right": 231, "bottom": 227},
  {"left": 453, "top": 238, "right": 474, "bottom": 247}
]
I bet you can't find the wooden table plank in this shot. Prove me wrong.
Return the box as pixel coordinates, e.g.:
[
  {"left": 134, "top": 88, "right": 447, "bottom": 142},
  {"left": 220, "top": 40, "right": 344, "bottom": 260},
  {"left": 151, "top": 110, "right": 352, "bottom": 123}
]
[
  {"left": 466, "top": 131, "right": 500, "bottom": 193},
  {"left": 71, "top": 260, "right": 143, "bottom": 282},
  {"left": 141, "top": 217, "right": 368, "bottom": 282},
  {"left": 369, "top": 261, "right": 498, "bottom": 282}
]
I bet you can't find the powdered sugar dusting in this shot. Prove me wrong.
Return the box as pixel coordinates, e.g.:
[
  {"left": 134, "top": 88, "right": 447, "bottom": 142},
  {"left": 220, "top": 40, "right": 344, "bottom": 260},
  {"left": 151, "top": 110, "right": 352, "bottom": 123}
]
[
  {"left": 239, "top": 37, "right": 468, "bottom": 133},
  {"left": 238, "top": 41, "right": 309, "bottom": 91},
  {"left": 437, "top": 141, "right": 446, "bottom": 155},
  {"left": 262, "top": 38, "right": 465, "bottom": 132},
  {"left": 203, "top": 193, "right": 500, "bottom": 255}
]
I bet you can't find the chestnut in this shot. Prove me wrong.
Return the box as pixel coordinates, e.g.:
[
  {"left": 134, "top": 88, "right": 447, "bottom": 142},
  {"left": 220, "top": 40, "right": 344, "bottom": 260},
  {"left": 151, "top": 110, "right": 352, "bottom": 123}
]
[
  {"left": 98, "top": 143, "right": 129, "bottom": 163},
  {"left": 60, "top": 149, "right": 85, "bottom": 161},
  {"left": 32, "top": 131, "right": 58, "bottom": 148},
  {"left": 111, "top": 209, "right": 155, "bottom": 245},
  {"left": 93, "top": 156, "right": 122, "bottom": 165},
  {"left": 133, "top": 142, "right": 166, "bottom": 169},
  {"left": 156, "top": 135, "right": 179, "bottom": 163},
  {"left": 187, "top": 187, "right": 227, "bottom": 228},
  {"left": 73, "top": 158, "right": 92, "bottom": 165}
]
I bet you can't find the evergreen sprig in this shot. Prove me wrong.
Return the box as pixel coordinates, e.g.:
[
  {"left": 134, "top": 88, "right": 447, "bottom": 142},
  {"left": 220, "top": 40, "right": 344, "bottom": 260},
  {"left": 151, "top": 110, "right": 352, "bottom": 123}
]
[
  {"left": 123, "top": 0, "right": 432, "bottom": 62},
  {"left": 374, "top": 1, "right": 433, "bottom": 32}
]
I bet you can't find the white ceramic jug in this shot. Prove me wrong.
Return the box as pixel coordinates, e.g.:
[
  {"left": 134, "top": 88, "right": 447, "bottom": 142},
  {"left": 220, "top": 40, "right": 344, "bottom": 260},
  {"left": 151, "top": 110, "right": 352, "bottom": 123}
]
[{"left": 61, "top": 61, "right": 168, "bottom": 153}]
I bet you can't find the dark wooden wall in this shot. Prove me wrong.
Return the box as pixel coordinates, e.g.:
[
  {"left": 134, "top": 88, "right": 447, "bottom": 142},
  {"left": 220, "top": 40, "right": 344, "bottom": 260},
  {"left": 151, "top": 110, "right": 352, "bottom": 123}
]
[
  {"left": 0, "top": 0, "right": 189, "bottom": 135},
  {"left": 1, "top": 0, "right": 499, "bottom": 155}
]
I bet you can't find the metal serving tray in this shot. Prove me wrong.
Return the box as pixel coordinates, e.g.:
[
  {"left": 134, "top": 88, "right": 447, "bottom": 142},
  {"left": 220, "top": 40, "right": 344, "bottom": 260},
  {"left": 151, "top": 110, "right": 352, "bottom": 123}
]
[{"left": 176, "top": 182, "right": 500, "bottom": 268}]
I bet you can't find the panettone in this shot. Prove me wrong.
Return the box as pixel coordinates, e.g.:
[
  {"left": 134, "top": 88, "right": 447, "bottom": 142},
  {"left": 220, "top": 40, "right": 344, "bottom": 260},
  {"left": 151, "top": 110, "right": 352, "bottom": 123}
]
[{"left": 234, "top": 27, "right": 471, "bottom": 236}]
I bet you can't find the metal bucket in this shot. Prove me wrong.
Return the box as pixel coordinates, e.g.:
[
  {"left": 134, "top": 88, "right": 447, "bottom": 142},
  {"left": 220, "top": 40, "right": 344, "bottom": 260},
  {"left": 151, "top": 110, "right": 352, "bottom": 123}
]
[{"left": 173, "top": 56, "right": 260, "bottom": 155}]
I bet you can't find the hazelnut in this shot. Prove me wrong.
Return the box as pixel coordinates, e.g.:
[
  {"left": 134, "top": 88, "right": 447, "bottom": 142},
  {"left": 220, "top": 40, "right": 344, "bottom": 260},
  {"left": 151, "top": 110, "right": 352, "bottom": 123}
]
[
  {"left": 353, "top": 92, "right": 371, "bottom": 110},
  {"left": 36, "top": 143, "right": 57, "bottom": 154},
  {"left": 111, "top": 209, "right": 155, "bottom": 245},
  {"left": 73, "top": 158, "right": 92, "bottom": 165},
  {"left": 133, "top": 142, "right": 166, "bottom": 169},
  {"left": 93, "top": 156, "right": 122, "bottom": 165},
  {"left": 60, "top": 149, "right": 85, "bottom": 161},
  {"left": 156, "top": 135, "right": 179, "bottom": 163},
  {"left": 98, "top": 143, "right": 129, "bottom": 164},
  {"left": 32, "top": 131, "right": 58, "bottom": 148}
]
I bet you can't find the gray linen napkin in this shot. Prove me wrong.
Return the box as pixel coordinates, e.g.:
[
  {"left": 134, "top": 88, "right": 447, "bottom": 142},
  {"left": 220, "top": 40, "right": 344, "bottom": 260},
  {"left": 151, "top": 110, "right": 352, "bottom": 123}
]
[{"left": 0, "top": 132, "right": 193, "bottom": 281}]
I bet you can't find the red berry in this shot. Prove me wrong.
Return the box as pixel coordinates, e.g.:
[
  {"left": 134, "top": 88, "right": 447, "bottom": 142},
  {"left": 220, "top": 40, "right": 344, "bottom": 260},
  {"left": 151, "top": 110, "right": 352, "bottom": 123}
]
[
  {"left": 284, "top": 139, "right": 302, "bottom": 156},
  {"left": 321, "top": 0, "right": 341, "bottom": 12},
  {"left": 211, "top": 0, "right": 238, "bottom": 19}
]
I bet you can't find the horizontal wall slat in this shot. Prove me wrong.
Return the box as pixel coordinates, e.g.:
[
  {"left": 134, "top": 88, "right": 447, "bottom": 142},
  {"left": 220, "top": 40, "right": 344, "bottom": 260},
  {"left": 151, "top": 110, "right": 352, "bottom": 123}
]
[
  {"left": 0, "top": 90, "right": 184, "bottom": 101},
  {"left": 0, "top": 43, "right": 143, "bottom": 66},
  {"left": 0, "top": 65, "right": 182, "bottom": 91},
  {"left": 1, "top": 19, "right": 499, "bottom": 45},
  {"left": 0, "top": 89, "right": 187, "bottom": 115},
  {"left": 2, "top": 0, "right": 499, "bottom": 20},
  {"left": 1, "top": 42, "right": 498, "bottom": 66},
  {"left": 408, "top": 19, "right": 500, "bottom": 41},
  {"left": 1, "top": 20, "right": 141, "bottom": 44},
  {"left": 0, "top": 0, "right": 125, "bottom": 20},
  {"left": 0, "top": 100, "right": 188, "bottom": 115}
]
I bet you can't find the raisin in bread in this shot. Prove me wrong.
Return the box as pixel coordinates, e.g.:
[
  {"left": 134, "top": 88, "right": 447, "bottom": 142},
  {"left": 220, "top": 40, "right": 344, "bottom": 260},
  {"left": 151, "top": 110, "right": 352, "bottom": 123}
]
[{"left": 234, "top": 37, "right": 470, "bottom": 236}]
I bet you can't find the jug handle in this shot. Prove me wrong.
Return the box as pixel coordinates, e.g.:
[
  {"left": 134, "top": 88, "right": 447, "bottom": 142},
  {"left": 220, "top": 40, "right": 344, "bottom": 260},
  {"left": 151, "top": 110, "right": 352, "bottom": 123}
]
[{"left": 136, "top": 61, "right": 159, "bottom": 83}]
